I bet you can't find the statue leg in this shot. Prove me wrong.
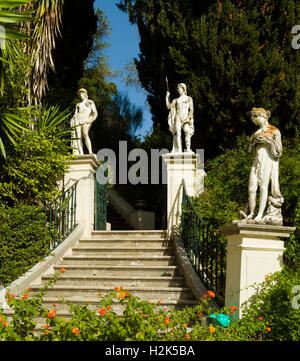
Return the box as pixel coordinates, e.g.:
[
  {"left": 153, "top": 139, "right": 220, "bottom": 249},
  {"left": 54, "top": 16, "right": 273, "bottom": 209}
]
[
  {"left": 183, "top": 124, "right": 192, "bottom": 152},
  {"left": 255, "top": 162, "right": 272, "bottom": 220},
  {"left": 175, "top": 122, "right": 182, "bottom": 153},
  {"left": 248, "top": 167, "right": 258, "bottom": 218},
  {"left": 76, "top": 125, "right": 84, "bottom": 155},
  {"left": 83, "top": 124, "right": 93, "bottom": 154}
]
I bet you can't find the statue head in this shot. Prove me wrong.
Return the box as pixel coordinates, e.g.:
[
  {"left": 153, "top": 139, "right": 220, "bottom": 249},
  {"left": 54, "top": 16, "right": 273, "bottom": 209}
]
[
  {"left": 77, "top": 88, "right": 88, "bottom": 100},
  {"left": 177, "top": 83, "right": 187, "bottom": 95},
  {"left": 251, "top": 107, "right": 271, "bottom": 127}
]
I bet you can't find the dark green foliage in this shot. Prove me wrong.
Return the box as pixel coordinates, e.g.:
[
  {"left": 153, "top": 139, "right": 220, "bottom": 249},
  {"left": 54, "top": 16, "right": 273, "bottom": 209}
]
[
  {"left": 0, "top": 205, "right": 50, "bottom": 286},
  {"left": 118, "top": 0, "right": 299, "bottom": 158},
  {"left": 44, "top": 0, "right": 98, "bottom": 109},
  {"left": 0, "top": 130, "right": 73, "bottom": 206}
]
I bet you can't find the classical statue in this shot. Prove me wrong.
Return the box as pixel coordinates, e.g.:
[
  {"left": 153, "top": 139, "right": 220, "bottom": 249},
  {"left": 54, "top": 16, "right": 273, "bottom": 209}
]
[
  {"left": 166, "top": 82, "right": 194, "bottom": 153},
  {"left": 240, "top": 107, "right": 284, "bottom": 225},
  {"left": 70, "top": 88, "right": 98, "bottom": 155}
]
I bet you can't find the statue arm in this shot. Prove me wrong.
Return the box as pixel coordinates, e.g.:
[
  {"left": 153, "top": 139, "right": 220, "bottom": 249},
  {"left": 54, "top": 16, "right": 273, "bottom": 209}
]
[
  {"left": 188, "top": 97, "right": 194, "bottom": 121},
  {"left": 166, "top": 91, "right": 171, "bottom": 110},
  {"left": 86, "top": 101, "right": 98, "bottom": 124}
]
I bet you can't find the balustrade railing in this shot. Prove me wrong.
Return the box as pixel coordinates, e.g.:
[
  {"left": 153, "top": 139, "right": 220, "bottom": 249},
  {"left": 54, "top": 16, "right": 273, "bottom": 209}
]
[
  {"left": 181, "top": 181, "right": 226, "bottom": 306},
  {"left": 47, "top": 180, "right": 79, "bottom": 250}
]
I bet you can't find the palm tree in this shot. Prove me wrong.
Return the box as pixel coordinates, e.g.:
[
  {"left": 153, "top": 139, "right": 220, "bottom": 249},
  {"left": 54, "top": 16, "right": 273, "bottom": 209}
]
[
  {"left": 21, "top": 0, "right": 64, "bottom": 105},
  {"left": 0, "top": 0, "right": 35, "bottom": 158}
]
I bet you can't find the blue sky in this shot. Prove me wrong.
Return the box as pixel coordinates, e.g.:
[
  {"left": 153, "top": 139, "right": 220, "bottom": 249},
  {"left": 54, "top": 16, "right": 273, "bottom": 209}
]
[{"left": 94, "top": 0, "right": 153, "bottom": 139}]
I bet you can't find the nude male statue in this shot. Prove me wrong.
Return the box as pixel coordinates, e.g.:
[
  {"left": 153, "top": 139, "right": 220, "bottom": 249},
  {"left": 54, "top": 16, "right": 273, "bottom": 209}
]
[
  {"left": 166, "top": 83, "right": 194, "bottom": 153},
  {"left": 70, "top": 88, "right": 98, "bottom": 155}
]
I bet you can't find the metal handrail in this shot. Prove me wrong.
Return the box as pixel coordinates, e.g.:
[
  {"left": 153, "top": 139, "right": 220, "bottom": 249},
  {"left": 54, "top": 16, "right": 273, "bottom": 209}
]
[{"left": 181, "top": 180, "right": 226, "bottom": 306}]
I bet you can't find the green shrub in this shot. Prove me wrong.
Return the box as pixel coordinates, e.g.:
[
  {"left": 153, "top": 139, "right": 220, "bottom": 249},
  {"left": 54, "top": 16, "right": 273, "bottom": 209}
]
[
  {"left": 0, "top": 130, "right": 72, "bottom": 206},
  {"left": 0, "top": 204, "right": 51, "bottom": 286},
  {"left": 2, "top": 268, "right": 298, "bottom": 341}
]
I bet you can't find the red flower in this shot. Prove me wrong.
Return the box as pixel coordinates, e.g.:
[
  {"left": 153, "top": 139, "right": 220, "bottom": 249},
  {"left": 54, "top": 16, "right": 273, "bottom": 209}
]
[
  {"left": 208, "top": 291, "right": 215, "bottom": 298},
  {"left": 203, "top": 294, "right": 208, "bottom": 298},
  {"left": 47, "top": 310, "right": 56, "bottom": 319},
  {"left": 60, "top": 267, "right": 66, "bottom": 273},
  {"left": 185, "top": 333, "right": 190, "bottom": 340},
  {"left": 22, "top": 293, "right": 29, "bottom": 299},
  {"left": 258, "top": 317, "right": 263, "bottom": 321},
  {"left": 266, "top": 327, "right": 271, "bottom": 332},
  {"left": 98, "top": 308, "right": 107, "bottom": 316},
  {"left": 72, "top": 327, "right": 80, "bottom": 335},
  {"left": 164, "top": 317, "right": 170, "bottom": 325}
]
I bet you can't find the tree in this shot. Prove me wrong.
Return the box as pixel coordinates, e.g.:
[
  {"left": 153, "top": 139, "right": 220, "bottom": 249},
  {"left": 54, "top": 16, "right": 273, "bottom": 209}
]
[
  {"left": 44, "top": 0, "right": 98, "bottom": 109},
  {"left": 117, "top": 0, "right": 299, "bottom": 158},
  {"left": 0, "top": 0, "right": 34, "bottom": 158}
]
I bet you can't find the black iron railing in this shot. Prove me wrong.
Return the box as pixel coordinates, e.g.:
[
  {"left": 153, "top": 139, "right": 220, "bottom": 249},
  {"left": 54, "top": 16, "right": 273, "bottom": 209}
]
[
  {"left": 47, "top": 180, "right": 79, "bottom": 250},
  {"left": 181, "top": 181, "right": 226, "bottom": 306}
]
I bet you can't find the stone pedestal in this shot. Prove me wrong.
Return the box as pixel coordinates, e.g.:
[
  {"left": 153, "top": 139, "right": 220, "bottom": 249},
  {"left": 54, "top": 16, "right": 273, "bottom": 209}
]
[
  {"left": 220, "top": 222, "right": 295, "bottom": 319},
  {"left": 64, "top": 155, "right": 100, "bottom": 237},
  {"left": 162, "top": 153, "right": 205, "bottom": 237}
]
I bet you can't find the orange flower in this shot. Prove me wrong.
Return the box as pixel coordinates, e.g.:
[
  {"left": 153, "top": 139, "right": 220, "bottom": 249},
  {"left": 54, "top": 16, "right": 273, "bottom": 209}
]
[
  {"left": 45, "top": 330, "right": 51, "bottom": 334},
  {"left": 125, "top": 291, "right": 130, "bottom": 297},
  {"left": 265, "top": 277, "right": 270, "bottom": 280},
  {"left": 209, "top": 325, "right": 215, "bottom": 333},
  {"left": 198, "top": 312, "right": 203, "bottom": 317},
  {"left": 114, "top": 287, "right": 119, "bottom": 291},
  {"left": 44, "top": 324, "right": 50, "bottom": 328},
  {"left": 266, "top": 327, "right": 271, "bottom": 332},
  {"left": 97, "top": 292, "right": 102, "bottom": 296},
  {"left": 98, "top": 307, "right": 107, "bottom": 316},
  {"left": 47, "top": 310, "right": 56, "bottom": 319},
  {"left": 72, "top": 327, "right": 80, "bottom": 335},
  {"left": 208, "top": 291, "right": 215, "bottom": 298},
  {"left": 185, "top": 333, "right": 190, "bottom": 340},
  {"left": 164, "top": 317, "right": 170, "bottom": 325},
  {"left": 119, "top": 292, "right": 125, "bottom": 299},
  {"left": 203, "top": 294, "right": 208, "bottom": 298},
  {"left": 22, "top": 293, "right": 29, "bottom": 299},
  {"left": 3, "top": 321, "right": 7, "bottom": 327},
  {"left": 0, "top": 317, "right": 2, "bottom": 323},
  {"left": 60, "top": 267, "right": 66, "bottom": 273},
  {"left": 107, "top": 305, "right": 111, "bottom": 310},
  {"left": 120, "top": 286, "right": 124, "bottom": 290},
  {"left": 184, "top": 323, "right": 187, "bottom": 328}
]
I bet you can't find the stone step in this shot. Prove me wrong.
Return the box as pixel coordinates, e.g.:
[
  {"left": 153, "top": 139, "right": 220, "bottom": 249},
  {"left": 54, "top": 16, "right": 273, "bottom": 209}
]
[
  {"left": 61, "top": 255, "right": 176, "bottom": 266},
  {"left": 41, "top": 275, "right": 185, "bottom": 288},
  {"left": 72, "top": 246, "right": 174, "bottom": 257},
  {"left": 78, "top": 238, "right": 171, "bottom": 247},
  {"left": 39, "top": 296, "right": 198, "bottom": 313},
  {"left": 91, "top": 230, "right": 166, "bottom": 240},
  {"left": 53, "top": 265, "right": 179, "bottom": 277},
  {"left": 30, "top": 285, "right": 194, "bottom": 300}
]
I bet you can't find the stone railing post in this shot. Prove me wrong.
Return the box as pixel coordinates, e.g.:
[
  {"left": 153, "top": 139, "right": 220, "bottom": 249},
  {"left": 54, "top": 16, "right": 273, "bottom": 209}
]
[
  {"left": 220, "top": 223, "right": 295, "bottom": 319},
  {"left": 162, "top": 153, "right": 205, "bottom": 238},
  {"left": 64, "top": 154, "right": 100, "bottom": 237}
]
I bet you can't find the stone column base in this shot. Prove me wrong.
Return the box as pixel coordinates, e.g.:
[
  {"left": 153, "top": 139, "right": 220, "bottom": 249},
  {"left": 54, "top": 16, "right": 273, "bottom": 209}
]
[
  {"left": 220, "top": 222, "right": 295, "bottom": 319},
  {"left": 64, "top": 154, "right": 99, "bottom": 237}
]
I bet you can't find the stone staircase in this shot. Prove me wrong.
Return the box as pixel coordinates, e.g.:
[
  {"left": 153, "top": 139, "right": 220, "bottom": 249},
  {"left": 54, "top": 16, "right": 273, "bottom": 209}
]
[{"left": 3, "top": 230, "right": 198, "bottom": 331}]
